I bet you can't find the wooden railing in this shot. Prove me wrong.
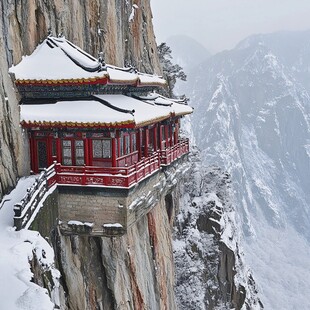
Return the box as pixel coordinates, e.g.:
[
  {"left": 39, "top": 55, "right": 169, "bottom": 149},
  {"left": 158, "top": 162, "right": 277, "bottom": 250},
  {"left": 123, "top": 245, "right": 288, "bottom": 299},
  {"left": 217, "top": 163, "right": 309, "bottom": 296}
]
[
  {"left": 13, "top": 163, "right": 56, "bottom": 230},
  {"left": 160, "top": 138, "right": 189, "bottom": 166},
  {"left": 55, "top": 152, "right": 160, "bottom": 188}
]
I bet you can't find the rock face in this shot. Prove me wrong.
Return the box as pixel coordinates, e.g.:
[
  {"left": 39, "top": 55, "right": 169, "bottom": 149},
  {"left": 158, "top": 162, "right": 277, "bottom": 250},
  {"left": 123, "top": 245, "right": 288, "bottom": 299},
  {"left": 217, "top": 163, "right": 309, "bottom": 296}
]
[
  {"left": 31, "top": 173, "right": 179, "bottom": 309},
  {"left": 0, "top": 0, "right": 161, "bottom": 199},
  {"left": 53, "top": 201, "right": 175, "bottom": 310},
  {"left": 173, "top": 149, "right": 262, "bottom": 309}
]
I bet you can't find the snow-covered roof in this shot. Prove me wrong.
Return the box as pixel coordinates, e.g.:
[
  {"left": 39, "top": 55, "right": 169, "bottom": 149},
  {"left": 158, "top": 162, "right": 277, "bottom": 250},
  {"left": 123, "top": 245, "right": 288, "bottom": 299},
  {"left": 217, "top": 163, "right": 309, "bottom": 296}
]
[
  {"left": 136, "top": 93, "right": 193, "bottom": 117},
  {"left": 20, "top": 94, "right": 193, "bottom": 128},
  {"left": 9, "top": 36, "right": 166, "bottom": 88}
]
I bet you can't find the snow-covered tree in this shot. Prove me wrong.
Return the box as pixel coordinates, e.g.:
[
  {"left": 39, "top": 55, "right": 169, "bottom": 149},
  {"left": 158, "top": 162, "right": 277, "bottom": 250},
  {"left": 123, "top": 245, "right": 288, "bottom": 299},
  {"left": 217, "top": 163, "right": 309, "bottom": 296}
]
[{"left": 157, "top": 42, "right": 187, "bottom": 97}]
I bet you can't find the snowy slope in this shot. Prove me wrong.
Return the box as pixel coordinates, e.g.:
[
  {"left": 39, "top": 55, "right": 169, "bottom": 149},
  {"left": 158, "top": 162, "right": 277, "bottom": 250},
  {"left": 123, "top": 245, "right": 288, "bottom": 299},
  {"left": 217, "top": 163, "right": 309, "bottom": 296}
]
[
  {"left": 185, "top": 31, "right": 310, "bottom": 309},
  {"left": 0, "top": 177, "right": 59, "bottom": 310}
]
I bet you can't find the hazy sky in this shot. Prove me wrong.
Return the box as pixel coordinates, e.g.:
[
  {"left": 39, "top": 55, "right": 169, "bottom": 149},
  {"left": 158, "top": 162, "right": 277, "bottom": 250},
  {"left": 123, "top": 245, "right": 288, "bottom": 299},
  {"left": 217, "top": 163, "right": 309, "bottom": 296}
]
[{"left": 151, "top": 0, "right": 310, "bottom": 53}]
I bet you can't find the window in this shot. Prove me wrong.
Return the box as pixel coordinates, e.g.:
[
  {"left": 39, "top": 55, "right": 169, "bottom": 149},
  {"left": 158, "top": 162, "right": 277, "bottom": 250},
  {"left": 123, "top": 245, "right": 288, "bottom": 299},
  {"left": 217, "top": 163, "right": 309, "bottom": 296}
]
[
  {"left": 115, "top": 139, "right": 118, "bottom": 158},
  {"left": 125, "top": 135, "right": 130, "bottom": 154},
  {"left": 52, "top": 140, "right": 57, "bottom": 157},
  {"left": 62, "top": 139, "right": 85, "bottom": 166},
  {"left": 62, "top": 140, "right": 72, "bottom": 166},
  {"left": 131, "top": 133, "right": 137, "bottom": 152},
  {"left": 161, "top": 126, "right": 166, "bottom": 140},
  {"left": 92, "top": 139, "right": 111, "bottom": 159},
  {"left": 119, "top": 136, "right": 124, "bottom": 157},
  {"left": 75, "top": 140, "right": 85, "bottom": 165},
  {"left": 37, "top": 140, "right": 48, "bottom": 170}
]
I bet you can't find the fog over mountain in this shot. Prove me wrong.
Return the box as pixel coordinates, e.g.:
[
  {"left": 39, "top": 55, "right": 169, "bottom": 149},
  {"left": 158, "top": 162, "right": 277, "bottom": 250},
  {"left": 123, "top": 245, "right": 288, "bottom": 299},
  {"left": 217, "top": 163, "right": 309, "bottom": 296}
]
[
  {"left": 178, "top": 30, "right": 310, "bottom": 309},
  {"left": 166, "top": 35, "right": 211, "bottom": 70}
]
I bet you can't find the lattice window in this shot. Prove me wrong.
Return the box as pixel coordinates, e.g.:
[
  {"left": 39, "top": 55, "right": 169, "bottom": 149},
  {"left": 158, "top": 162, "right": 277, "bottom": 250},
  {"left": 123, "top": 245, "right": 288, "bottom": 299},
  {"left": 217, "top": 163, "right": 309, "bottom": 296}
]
[
  {"left": 115, "top": 139, "right": 118, "bottom": 158},
  {"left": 37, "top": 141, "right": 48, "bottom": 169},
  {"left": 119, "top": 136, "right": 124, "bottom": 157},
  {"left": 131, "top": 133, "right": 137, "bottom": 152},
  {"left": 125, "top": 135, "right": 130, "bottom": 155},
  {"left": 52, "top": 140, "right": 57, "bottom": 157},
  {"left": 92, "top": 139, "right": 111, "bottom": 158},
  {"left": 62, "top": 140, "right": 72, "bottom": 166},
  {"left": 75, "top": 140, "right": 84, "bottom": 165},
  {"left": 161, "top": 126, "right": 166, "bottom": 140}
]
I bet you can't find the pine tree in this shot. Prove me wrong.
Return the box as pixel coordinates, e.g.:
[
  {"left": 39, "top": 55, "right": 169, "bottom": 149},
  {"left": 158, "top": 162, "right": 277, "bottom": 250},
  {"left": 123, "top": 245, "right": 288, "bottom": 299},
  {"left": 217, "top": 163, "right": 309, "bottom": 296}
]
[{"left": 157, "top": 43, "right": 187, "bottom": 98}]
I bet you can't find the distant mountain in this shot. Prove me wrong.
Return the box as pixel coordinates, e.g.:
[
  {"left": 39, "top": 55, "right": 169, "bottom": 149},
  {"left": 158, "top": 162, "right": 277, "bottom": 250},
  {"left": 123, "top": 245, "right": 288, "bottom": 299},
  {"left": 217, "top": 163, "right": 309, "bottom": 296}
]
[
  {"left": 166, "top": 35, "right": 211, "bottom": 71},
  {"left": 186, "top": 30, "right": 310, "bottom": 309}
]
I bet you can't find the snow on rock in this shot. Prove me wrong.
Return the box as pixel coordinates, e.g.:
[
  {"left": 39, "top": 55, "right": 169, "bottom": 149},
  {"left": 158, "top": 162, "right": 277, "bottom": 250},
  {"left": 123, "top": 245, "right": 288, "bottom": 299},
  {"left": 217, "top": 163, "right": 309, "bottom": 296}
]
[
  {"left": 0, "top": 177, "right": 59, "bottom": 310},
  {"left": 129, "top": 4, "right": 139, "bottom": 22},
  {"left": 174, "top": 149, "right": 262, "bottom": 309},
  {"left": 68, "top": 220, "right": 94, "bottom": 227},
  {"left": 103, "top": 223, "right": 123, "bottom": 228}
]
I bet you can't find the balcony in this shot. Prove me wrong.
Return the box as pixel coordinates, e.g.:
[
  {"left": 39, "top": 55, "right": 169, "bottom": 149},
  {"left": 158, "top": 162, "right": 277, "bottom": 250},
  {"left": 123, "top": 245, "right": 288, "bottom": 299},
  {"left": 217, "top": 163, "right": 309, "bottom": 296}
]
[{"left": 48, "top": 139, "right": 189, "bottom": 188}]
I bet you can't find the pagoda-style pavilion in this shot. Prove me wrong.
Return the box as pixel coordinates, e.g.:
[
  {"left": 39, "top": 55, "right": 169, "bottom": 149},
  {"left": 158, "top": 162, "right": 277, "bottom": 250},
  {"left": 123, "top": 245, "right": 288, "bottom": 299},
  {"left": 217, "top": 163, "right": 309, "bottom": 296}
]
[{"left": 10, "top": 36, "right": 193, "bottom": 188}]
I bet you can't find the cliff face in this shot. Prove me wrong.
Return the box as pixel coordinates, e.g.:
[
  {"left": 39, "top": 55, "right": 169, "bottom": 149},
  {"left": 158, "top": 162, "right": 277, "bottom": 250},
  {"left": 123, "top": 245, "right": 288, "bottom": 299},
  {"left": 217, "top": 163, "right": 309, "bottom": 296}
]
[
  {"left": 173, "top": 147, "right": 262, "bottom": 309},
  {"left": 0, "top": 0, "right": 161, "bottom": 198},
  {"left": 52, "top": 199, "right": 175, "bottom": 310}
]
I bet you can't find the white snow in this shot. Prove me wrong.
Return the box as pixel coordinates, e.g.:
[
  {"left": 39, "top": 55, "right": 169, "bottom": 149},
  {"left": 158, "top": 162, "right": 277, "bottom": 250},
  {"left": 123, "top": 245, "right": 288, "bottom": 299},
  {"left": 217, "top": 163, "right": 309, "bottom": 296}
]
[
  {"left": 103, "top": 223, "right": 123, "bottom": 228},
  {"left": 0, "top": 177, "right": 59, "bottom": 310},
  {"left": 21, "top": 99, "right": 134, "bottom": 125},
  {"left": 129, "top": 4, "right": 139, "bottom": 22},
  {"left": 95, "top": 94, "right": 192, "bottom": 125},
  {"left": 9, "top": 38, "right": 104, "bottom": 80},
  {"left": 68, "top": 220, "right": 94, "bottom": 227},
  {"left": 9, "top": 36, "right": 166, "bottom": 87}
]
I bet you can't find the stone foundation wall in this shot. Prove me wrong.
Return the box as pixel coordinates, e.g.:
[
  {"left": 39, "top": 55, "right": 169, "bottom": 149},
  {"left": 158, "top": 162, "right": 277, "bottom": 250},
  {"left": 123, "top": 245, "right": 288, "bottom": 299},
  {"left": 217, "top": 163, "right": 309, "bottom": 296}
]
[{"left": 58, "top": 187, "right": 128, "bottom": 235}]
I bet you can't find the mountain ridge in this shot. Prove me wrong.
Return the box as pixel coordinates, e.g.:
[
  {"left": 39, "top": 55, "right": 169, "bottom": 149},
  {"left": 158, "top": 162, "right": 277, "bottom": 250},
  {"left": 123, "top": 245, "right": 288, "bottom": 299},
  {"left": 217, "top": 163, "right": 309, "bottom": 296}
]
[{"left": 182, "top": 30, "right": 310, "bottom": 309}]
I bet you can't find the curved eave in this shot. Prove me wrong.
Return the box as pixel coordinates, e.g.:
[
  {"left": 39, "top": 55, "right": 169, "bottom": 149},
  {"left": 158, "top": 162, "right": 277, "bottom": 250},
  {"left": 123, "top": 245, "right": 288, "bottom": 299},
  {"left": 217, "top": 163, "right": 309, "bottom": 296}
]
[
  {"left": 21, "top": 120, "right": 135, "bottom": 129},
  {"left": 137, "top": 81, "right": 167, "bottom": 88},
  {"left": 107, "top": 78, "right": 138, "bottom": 86},
  {"left": 175, "top": 110, "right": 193, "bottom": 117},
  {"left": 135, "top": 114, "right": 173, "bottom": 128}
]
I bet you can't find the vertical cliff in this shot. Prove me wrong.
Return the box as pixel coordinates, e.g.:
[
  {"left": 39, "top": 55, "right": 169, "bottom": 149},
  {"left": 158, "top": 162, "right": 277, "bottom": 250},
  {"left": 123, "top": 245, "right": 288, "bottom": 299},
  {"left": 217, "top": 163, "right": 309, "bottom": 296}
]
[
  {"left": 0, "top": 0, "right": 161, "bottom": 198},
  {"left": 173, "top": 148, "right": 262, "bottom": 309},
  {"left": 50, "top": 198, "right": 176, "bottom": 309}
]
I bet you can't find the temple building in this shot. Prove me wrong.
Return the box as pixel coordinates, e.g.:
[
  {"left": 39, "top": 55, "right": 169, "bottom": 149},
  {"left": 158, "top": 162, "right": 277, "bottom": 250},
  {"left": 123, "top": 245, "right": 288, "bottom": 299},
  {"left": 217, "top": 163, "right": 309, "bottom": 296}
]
[{"left": 10, "top": 36, "right": 193, "bottom": 235}]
